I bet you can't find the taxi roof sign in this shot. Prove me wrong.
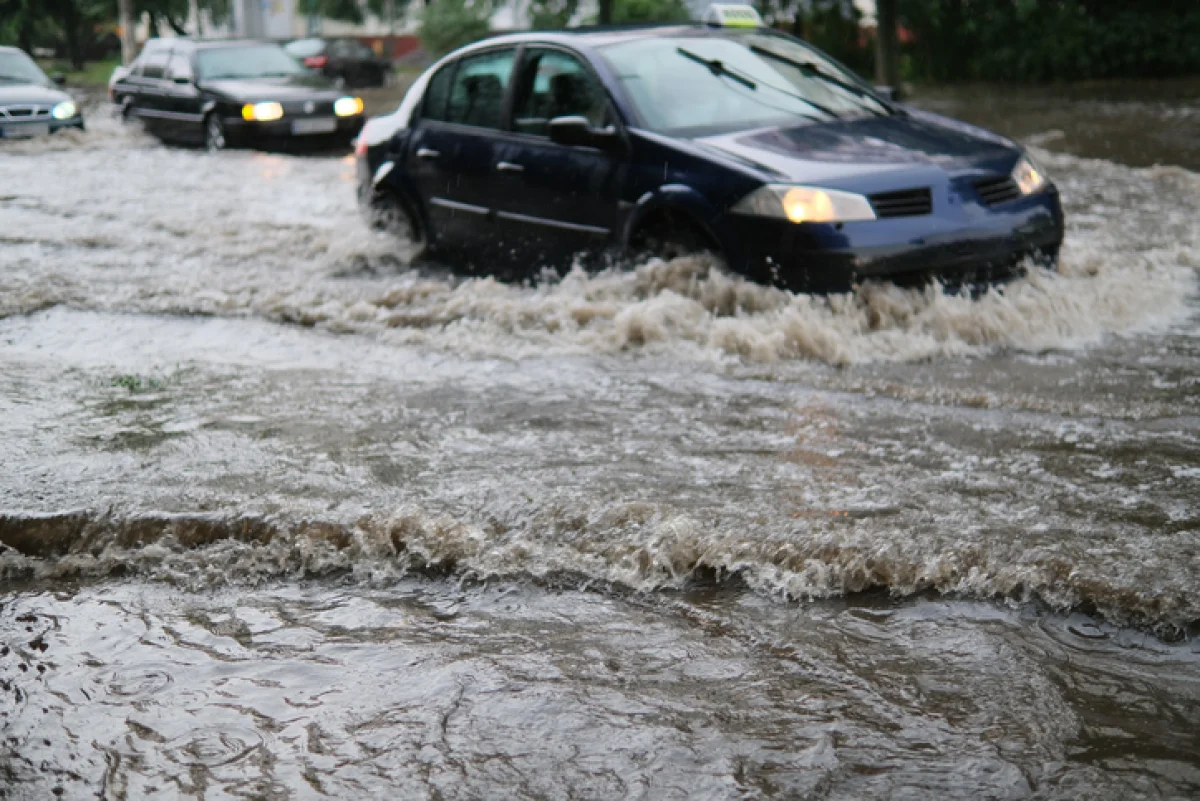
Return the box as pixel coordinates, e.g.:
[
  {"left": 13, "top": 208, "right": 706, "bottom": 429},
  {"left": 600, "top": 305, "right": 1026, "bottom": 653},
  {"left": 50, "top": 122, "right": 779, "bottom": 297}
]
[{"left": 702, "top": 3, "right": 764, "bottom": 27}]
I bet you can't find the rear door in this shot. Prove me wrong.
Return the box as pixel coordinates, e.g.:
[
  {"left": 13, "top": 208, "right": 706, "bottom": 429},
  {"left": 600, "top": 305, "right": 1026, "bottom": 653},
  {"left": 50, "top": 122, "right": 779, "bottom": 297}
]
[
  {"left": 163, "top": 49, "right": 203, "bottom": 143},
  {"left": 405, "top": 47, "right": 518, "bottom": 259},
  {"left": 132, "top": 48, "right": 172, "bottom": 135},
  {"left": 491, "top": 47, "right": 624, "bottom": 267}
]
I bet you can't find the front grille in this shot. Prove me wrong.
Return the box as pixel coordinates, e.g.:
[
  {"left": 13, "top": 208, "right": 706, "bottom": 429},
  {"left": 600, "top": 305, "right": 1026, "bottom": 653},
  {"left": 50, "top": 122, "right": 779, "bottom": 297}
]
[
  {"left": 868, "top": 187, "right": 932, "bottom": 218},
  {"left": 973, "top": 175, "right": 1021, "bottom": 206},
  {"left": 0, "top": 105, "right": 51, "bottom": 120}
]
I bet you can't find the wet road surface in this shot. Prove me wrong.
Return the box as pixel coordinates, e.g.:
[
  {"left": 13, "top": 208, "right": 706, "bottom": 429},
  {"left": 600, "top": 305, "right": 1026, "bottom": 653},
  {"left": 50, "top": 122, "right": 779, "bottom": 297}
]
[{"left": 1, "top": 88, "right": 1198, "bottom": 799}]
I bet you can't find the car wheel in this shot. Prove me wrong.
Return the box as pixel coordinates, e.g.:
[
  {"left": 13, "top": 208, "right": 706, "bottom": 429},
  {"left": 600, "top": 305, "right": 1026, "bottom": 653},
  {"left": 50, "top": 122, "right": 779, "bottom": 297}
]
[
  {"left": 204, "top": 113, "right": 227, "bottom": 152},
  {"left": 119, "top": 98, "right": 136, "bottom": 123},
  {"left": 631, "top": 212, "right": 716, "bottom": 262},
  {"left": 369, "top": 190, "right": 424, "bottom": 247}
]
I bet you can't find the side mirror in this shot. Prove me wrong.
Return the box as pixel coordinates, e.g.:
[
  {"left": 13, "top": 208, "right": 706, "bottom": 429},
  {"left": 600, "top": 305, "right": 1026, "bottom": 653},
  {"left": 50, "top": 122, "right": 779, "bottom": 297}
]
[
  {"left": 874, "top": 85, "right": 901, "bottom": 102},
  {"left": 51, "top": 72, "right": 66, "bottom": 86},
  {"left": 548, "top": 115, "right": 621, "bottom": 151}
]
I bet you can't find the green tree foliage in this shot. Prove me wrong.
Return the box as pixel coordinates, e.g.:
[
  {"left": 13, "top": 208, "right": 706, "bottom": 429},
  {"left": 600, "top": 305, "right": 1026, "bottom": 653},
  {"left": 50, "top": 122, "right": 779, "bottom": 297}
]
[
  {"left": 897, "top": 0, "right": 1200, "bottom": 82},
  {"left": 528, "top": 0, "right": 578, "bottom": 30},
  {"left": 786, "top": 0, "right": 871, "bottom": 76},
  {"left": 606, "top": 0, "right": 690, "bottom": 23},
  {"left": 420, "top": 0, "right": 493, "bottom": 56}
]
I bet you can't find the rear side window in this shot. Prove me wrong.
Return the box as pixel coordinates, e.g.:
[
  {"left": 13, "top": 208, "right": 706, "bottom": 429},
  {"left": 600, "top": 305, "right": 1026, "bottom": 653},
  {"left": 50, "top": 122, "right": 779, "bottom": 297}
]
[
  {"left": 422, "top": 63, "right": 455, "bottom": 121},
  {"left": 167, "top": 53, "right": 193, "bottom": 82},
  {"left": 141, "top": 51, "right": 170, "bottom": 80},
  {"left": 445, "top": 49, "right": 515, "bottom": 129}
]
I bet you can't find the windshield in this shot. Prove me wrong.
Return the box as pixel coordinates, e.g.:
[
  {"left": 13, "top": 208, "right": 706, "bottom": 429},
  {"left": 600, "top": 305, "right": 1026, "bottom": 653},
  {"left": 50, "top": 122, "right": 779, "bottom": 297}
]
[
  {"left": 600, "top": 32, "right": 889, "bottom": 136},
  {"left": 0, "top": 51, "right": 50, "bottom": 85},
  {"left": 196, "top": 45, "right": 306, "bottom": 80}
]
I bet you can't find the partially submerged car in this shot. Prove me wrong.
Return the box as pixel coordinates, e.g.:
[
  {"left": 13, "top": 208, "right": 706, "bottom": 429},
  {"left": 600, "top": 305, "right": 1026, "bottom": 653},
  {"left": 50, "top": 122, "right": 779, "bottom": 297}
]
[
  {"left": 111, "top": 38, "right": 366, "bottom": 151},
  {"left": 284, "top": 37, "right": 391, "bottom": 89},
  {"left": 0, "top": 46, "right": 84, "bottom": 139},
  {"left": 356, "top": 6, "right": 1063, "bottom": 292}
]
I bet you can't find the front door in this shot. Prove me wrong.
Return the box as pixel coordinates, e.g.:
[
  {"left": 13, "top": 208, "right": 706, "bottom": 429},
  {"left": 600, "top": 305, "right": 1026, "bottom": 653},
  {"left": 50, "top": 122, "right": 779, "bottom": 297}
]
[
  {"left": 405, "top": 47, "right": 517, "bottom": 263},
  {"left": 491, "top": 48, "right": 624, "bottom": 271}
]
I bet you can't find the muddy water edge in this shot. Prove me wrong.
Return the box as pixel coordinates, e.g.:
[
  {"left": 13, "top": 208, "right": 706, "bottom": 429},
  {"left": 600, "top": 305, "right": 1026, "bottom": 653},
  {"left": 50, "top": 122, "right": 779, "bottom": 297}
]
[{"left": 0, "top": 85, "right": 1198, "bottom": 799}]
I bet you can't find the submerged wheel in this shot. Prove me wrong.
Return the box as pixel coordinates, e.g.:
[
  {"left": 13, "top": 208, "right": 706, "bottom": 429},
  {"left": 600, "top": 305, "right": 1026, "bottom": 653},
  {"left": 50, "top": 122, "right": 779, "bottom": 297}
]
[
  {"left": 368, "top": 190, "right": 424, "bottom": 247},
  {"left": 204, "top": 113, "right": 227, "bottom": 152},
  {"left": 630, "top": 211, "right": 719, "bottom": 262}
]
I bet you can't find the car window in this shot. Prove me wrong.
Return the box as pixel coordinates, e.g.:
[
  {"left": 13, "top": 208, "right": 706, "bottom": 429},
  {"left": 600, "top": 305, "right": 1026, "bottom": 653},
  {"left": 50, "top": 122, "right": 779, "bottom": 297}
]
[
  {"left": 141, "top": 51, "right": 171, "bottom": 80},
  {"left": 196, "top": 45, "right": 305, "bottom": 80},
  {"left": 600, "top": 32, "right": 888, "bottom": 136},
  {"left": 167, "top": 52, "right": 193, "bottom": 82},
  {"left": 444, "top": 49, "right": 515, "bottom": 129},
  {"left": 328, "top": 40, "right": 352, "bottom": 58},
  {"left": 353, "top": 41, "right": 377, "bottom": 59},
  {"left": 422, "top": 62, "right": 455, "bottom": 121},
  {"left": 285, "top": 39, "right": 325, "bottom": 58},
  {"left": 512, "top": 49, "right": 608, "bottom": 136}
]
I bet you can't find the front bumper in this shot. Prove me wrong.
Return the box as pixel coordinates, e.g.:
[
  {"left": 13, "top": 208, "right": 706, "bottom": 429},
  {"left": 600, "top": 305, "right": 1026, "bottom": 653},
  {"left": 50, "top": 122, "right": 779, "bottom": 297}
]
[
  {"left": 223, "top": 114, "right": 364, "bottom": 145},
  {"left": 718, "top": 186, "right": 1065, "bottom": 293},
  {"left": 0, "top": 116, "right": 85, "bottom": 138}
]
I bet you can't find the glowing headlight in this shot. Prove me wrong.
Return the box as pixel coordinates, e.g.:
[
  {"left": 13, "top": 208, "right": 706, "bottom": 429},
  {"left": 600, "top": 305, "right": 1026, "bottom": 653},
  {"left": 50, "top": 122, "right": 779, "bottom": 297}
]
[
  {"left": 1012, "top": 154, "right": 1048, "bottom": 195},
  {"left": 732, "top": 184, "right": 876, "bottom": 223},
  {"left": 334, "top": 96, "right": 364, "bottom": 117},
  {"left": 51, "top": 101, "right": 77, "bottom": 120},
  {"left": 241, "top": 102, "right": 284, "bottom": 122}
]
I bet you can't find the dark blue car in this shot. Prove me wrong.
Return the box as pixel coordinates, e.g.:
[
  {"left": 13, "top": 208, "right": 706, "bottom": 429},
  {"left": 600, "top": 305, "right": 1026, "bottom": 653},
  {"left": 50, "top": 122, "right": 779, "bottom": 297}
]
[{"left": 355, "top": 10, "right": 1063, "bottom": 292}]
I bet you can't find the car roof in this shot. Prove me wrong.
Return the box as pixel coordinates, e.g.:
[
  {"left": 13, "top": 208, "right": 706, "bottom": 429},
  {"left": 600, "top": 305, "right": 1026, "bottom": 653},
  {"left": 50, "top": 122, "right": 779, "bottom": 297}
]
[
  {"left": 143, "top": 38, "right": 280, "bottom": 52},
  {"left": 450, "top": 24, "right": 757, "bottom": 56}
]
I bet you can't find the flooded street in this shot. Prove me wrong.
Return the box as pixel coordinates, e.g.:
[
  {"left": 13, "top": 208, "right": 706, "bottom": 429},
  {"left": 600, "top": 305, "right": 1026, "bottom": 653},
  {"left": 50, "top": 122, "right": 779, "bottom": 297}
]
[{"left": 2, "top": 87, "right": 1198, "bottom": 799}]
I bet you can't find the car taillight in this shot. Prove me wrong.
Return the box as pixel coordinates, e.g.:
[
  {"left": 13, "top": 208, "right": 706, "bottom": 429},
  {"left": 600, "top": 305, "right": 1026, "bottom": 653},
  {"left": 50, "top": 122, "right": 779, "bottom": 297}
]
[{"left": 303, "top": 55, "right": 328, "bottom": 68}]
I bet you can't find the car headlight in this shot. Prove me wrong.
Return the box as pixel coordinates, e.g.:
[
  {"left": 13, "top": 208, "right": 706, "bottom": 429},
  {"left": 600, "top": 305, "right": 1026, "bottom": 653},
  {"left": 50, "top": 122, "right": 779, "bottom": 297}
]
[
  {"left": 242, "top": 102, "right": 284, "bottom": 122},
  {"left": 732, "top": 184, "right": 876, "bottom": 223},
  {"left": 334, "top": 96, "right": 364, "bottom": 117},
  {"left": 1012, "top": 154, "right": 1048, "bottom": 195},
  {"left": 51, "top": 101, "right": 77, "bottom": 120}
]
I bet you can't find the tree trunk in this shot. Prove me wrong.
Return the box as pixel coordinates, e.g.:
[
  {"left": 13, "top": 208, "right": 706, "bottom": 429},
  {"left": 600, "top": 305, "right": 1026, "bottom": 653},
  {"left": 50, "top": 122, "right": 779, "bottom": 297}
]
[
  {"left": 873, "top": 0, "right": 900, "bottom": 91},
  {"left": 118, "top": 0, "right": 136, "bottom": 65},
  {"left": 598, "top": 0, "right": 613, "bottom": 25},
  {"left": 62, "top": 0, "right": 84, "bottom": 70}
]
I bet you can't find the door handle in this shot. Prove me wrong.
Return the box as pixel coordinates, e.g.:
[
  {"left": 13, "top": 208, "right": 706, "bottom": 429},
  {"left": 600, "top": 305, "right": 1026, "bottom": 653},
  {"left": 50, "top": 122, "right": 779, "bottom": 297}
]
[
  {"left": 495, "top": 161, "right": 524, "bottom": 173},
  {"left": 416, "top": 148, "right": 440, "bottom": 159}
]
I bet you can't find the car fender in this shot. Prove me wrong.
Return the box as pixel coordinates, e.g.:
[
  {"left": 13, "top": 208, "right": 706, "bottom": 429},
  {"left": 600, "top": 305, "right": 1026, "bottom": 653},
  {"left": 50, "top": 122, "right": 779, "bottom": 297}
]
[{"left": 622, "top": 184, "right": 744, "bottom": 267}]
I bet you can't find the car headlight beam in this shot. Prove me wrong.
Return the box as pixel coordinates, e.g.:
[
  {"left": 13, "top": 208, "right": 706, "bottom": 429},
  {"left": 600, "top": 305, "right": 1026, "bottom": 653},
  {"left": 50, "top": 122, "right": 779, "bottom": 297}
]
[
  {"left": 334, "top": 96, "right": 364, "bottom": 117},
  {"left": 1012, "top": 154, "right": 1048, "bottom": 195},
  {"left": 242, "top": 101, "right": 284, "bottom": 122},
  {"left": 50, "top": 101, "right": 77, "bottom": 120},
  {"left": 732, "top": 184, "right": 876, "bottom": 224}
]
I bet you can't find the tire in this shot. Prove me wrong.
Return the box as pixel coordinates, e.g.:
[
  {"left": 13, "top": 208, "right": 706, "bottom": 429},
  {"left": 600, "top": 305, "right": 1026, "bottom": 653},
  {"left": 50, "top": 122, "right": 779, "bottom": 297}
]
[
  {"left": 119, "top": 98, "right": 136, "bottom": 123},
  {"left": 368, "top": 190, "right": 423, "bottom": 247},
  {"left": 204, "top": 112, "right": 227, "bottom": 152},
  {"left": 630, "top": 211, "right": 717, "bottom": 262}
]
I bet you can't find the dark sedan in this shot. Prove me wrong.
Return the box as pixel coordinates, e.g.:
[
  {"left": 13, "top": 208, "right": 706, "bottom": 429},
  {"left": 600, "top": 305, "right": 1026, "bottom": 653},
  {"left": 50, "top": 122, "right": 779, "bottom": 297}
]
[
  {"left": 284, "top": 37, "right": 391, "bottom": 89},
  {"left": 111, "top": 38, "right": 365, "bottom": 151},
  {"left": 0, "top": 46, "right": 85, "bottom": 139},
  {"left": 356, "top": 8, "right": 1063, "bottom": 292}
]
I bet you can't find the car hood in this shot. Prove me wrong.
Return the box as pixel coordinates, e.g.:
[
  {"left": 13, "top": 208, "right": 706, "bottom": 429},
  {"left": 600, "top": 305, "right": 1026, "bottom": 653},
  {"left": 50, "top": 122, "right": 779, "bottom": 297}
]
[
  {"left": 200, "top": 75, "right": 341, "bottom": 101},
  {"left": 695, "top": 109, "right": 1020, "bottom": 189},
  {"left": 0, "top": 82, "right": 72, "bottom": 107}
]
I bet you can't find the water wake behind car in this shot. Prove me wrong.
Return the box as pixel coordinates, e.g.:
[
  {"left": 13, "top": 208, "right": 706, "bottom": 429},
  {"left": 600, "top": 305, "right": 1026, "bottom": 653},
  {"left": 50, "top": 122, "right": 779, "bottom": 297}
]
[{"left": 1, "top": 102, "right": 1197, "bottom": 799}]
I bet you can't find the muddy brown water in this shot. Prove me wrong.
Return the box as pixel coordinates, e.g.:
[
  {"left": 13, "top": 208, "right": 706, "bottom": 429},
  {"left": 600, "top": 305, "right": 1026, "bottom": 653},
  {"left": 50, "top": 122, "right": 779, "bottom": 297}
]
[{"left": 0, "top": 83, "right": 1197, "bottom": 799}]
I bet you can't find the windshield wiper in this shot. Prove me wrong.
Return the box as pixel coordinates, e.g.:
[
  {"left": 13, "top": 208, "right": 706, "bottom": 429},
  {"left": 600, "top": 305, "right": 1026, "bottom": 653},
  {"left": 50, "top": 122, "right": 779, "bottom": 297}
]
[
  {"left": 676, "top": 47, "right": 757, "bottom": 89},
  {"left": 675, "top": 47, "right": 838, "bottom": 120},
  {"left": 749, "top": 45, "right": 894, "bottom": 114}
]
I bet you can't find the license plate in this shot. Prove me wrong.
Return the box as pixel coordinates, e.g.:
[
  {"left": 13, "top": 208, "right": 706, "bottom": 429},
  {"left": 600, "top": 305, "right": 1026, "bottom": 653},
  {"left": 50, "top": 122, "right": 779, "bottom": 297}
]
[
  {"left": 3, "top": 123, "right": 50, "bottom": 138},
  {"left": 291, "top": 117, "right": 337, "bottom": 135}
]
